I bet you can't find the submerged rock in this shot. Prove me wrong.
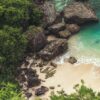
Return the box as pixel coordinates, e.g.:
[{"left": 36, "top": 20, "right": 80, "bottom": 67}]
[
  {"left": 68, "top": 57, "right": 77, "bottom": 64},
  {"left": 38, "top": 39, "right": 68, "bottom": 60},
  {"left": 35, "top": 86, "right": 49, "bottom": 96},
  {"left": 66, "top": 24, "right": 80, "bottom": 34},
  {"left": 64, "top": 2, "right": 98, "bottom": 24}
]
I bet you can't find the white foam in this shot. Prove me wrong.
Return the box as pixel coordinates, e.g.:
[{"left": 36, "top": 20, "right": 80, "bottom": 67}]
[{"left": 54, "top": 52, "right": 100, "bottom": 67}]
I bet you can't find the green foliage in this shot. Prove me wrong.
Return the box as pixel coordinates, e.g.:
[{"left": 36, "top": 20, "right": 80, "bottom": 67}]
[
  {"left": 0, "top": 0, "right": 43, "bottom": 28},
  {"left": 0, "top": 82, "right": 24, "bottom": 100},
  {"left": 0, "top": 26, "right": 27, "bottom": 66},
  {"left": 50, "top": 80, "right": 100, "bottom": 100}
]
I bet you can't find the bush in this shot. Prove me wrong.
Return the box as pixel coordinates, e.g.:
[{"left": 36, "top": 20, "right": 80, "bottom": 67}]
[
  {"left": 50, "top": 80, "right": 100, "bottom": 100},
  {"left": 0, "top": 0, "right": 43, "bottom": 28},
  {"left": 0, "top": 82, "right": 24, "bottom": 100},
  {"left": 0, "top": 26, "right": 27, "bottom": 67}
]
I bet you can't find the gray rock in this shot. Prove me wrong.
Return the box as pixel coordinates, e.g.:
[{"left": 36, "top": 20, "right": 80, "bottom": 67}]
[
  {"left": 68, "top": 57, "right": 77, "bottom": 64},
  {"left": 38, "top": 39, "right": 68, "bottom": 61},
  {"left": 26, "top": 26, "right": 47, "bottom": 52},
  {"left": 58, "top": 29, "right": 71, "bottom": 38},
  {"left": 42, "top": 1, "right": 57, "bottom": 27},
  {"left": 35, "top": 86, "right": 49, "bottom": 96},
  {"left": 25, "top": 92, "right": 32, "bottom": 98},
  {"left": 48, "top": 23, "right": 65, "bottom": 34},
  {"left": 66, "top": 24, "right": 80, "bottom": 34},
  {"left": 64, "top": 2, "right": 98, "bottom": 24}
]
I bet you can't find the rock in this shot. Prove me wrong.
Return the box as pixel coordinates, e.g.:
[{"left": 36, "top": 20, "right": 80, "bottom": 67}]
[
  {"left": 50, "top": 62, "right": 57, "bottom": 68},
  {"left": 58, "top": 85, "right": 61, "bottom": 87},
  {"left": 48, "top": 23, "right": 65, "bottom": 34},
  {"left": 66, "top": 24, "right": 80, "bottom": 34},
  {"left": 49, "top": 86, "right": 55, "bottom": 90},
  {"left": 58, "top": 30, "right": 71, "bottom": 38},
  {"left": 35, "top": 86, "right": 49, "bottom": 96},
  {"left": 26, "top": 26, "right": 47, "bottom": 52},
  {"left": 27, "top": 77, "right": 41, "bottom": 87},
  {"left": 64, "top": 2, "right": 98, "bottom": 24},
  {"left": 68, "top": 57, "right": 77, "bottom": 64},
  {"left": 25, "top": 92, "right": 32, "bottom": 98},
  {"left": 42, "top": 1, "right": 58, "bottom": 27},
  {"left": 38, "top": 39, "right": 68, "bottom": 61},
  {"left": 26, "top": 69, "right": 41, "bottom": 87}
]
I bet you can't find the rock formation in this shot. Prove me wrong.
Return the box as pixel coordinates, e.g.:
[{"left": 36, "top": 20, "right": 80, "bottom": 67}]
[{"left": 64, "top": 2, "right": 98, "bottom": 24}]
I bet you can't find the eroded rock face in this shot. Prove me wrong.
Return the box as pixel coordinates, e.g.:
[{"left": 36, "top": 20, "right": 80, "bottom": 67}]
[
  {"left": 38, "top": 39, "right": 68, "bottom": 60},
  {"left": 26, "top": 26, "right": 47, "bottom": 52},
  {"left": 42, "top": 1, "right": 57, "bottom": 26},
  {"left": 66, "top": 24, "right": 80, "bottom": 34},
  {"left": 64, "top": 2, "right": 98, "bottom": 24}
]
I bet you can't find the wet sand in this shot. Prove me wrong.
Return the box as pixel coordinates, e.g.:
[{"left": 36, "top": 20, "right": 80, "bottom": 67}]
[{"left": 30, "top": 62, "right": 100, "bottom": 100}]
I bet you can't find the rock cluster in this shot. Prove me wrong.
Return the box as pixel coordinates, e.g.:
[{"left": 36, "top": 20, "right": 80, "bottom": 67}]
[
  {"left": 26, "top": 0, "right": 98, "bottom": 61},
  {"left": 38, "top": 39, "right": 68, "bottom": 60},
  {"left": 19, "top": 1, "right": 99, "bottom": 99}
]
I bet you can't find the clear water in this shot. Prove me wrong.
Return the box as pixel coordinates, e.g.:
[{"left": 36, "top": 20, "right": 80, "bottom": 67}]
[
  {"left": 68, "top": 6, "right": 100, "bottom": 65},
  {"left": 54, "top": 0, "right": 100, "bottom": 65}
]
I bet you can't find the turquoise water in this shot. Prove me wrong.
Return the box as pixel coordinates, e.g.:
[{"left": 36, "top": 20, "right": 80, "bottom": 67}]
[
  {"left": 68, "top": 10, "right": 100, "bottom": 64},
  {"left": 54, "top": 0, "right": 100, "bottom": 64}
]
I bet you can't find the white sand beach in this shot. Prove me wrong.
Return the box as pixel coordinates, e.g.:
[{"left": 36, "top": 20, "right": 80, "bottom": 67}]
[{"left": 30, "top": 62, "right": 100, "bottom": 100}]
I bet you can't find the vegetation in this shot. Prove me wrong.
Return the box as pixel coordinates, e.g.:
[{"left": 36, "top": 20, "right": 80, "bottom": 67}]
[
  {"left": 0, "top": 0, "right": 43, "bottom": 100},
  {"left": 0, "top": 82, "right": 24, "bottom": 100},
  {"left": 50, "top": 80, "right": 100, "bottom": 100}
]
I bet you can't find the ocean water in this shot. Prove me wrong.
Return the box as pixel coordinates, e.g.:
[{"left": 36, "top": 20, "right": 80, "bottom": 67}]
[{"left": 54, "top": 0, "right": 100, "bottom": 65}]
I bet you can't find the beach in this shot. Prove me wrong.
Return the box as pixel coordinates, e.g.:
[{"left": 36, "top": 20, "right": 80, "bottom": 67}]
[{"left": 29, "top": 62, "right": 100, "bottom": 100}]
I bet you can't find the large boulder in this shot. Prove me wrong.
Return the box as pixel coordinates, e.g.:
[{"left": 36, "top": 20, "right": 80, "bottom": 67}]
[
  {"left": 48, "top": 23, "right": 65, "bottom": 34},
  {"left": 38, "top": 39, "right": 68, "bottom": 60},
  {"left": 42, "top": 1, "right": 58, "bottom": 26},
  {"left": 64, "top": 2, "right": 98, "bottom": 24},
  {"left": 26, "top": 26, "right": 47, "bottom": 52},
  {"left": 66, "top": 24, "right": 80, "bottom": 34}
]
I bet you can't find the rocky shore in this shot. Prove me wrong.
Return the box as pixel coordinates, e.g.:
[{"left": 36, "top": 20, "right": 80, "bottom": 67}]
[{"left": 17, "top": 0, "right": 99, "bottom": 99}]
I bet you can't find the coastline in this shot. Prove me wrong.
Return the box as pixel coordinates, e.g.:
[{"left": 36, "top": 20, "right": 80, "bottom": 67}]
[{"left": 30, "top": 61, "right": 100, "bottom": 100}]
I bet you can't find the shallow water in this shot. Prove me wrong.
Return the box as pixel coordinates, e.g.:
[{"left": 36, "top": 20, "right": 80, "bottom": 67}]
[{"left": 54, "top": 0, "right": 100, "bottom": 65}]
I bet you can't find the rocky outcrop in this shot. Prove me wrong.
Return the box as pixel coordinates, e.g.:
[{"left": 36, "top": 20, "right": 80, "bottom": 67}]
[
  {"left": 66, "top": 24, "right": 80, "bottom": 34},
  {"left": 17, "top": 68, "right": 41, "bottom": 88},
  {"left": 26, "top": 26, "right": 47, "bottom": 52},
  {"left": 48, "top": 23, "right": 65, "bottom": 34},
  {"left": 38, "top": 39, "right": 68, "bottom": 60},
  {"left": 64, "top": 2, "right": 98, "bottom": 24},
  {"left": 42, "top": 1, "right": 60, "bottom": 27}
]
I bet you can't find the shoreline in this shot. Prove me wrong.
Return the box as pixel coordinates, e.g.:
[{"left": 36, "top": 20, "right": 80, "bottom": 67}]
[{"left": 30, "top": 61, "right": 100, "bottom": 100}]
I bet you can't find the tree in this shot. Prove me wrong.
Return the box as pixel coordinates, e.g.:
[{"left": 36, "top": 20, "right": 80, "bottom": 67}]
[
  {"left": 0, "top": 26, "right": 27, "bottom": 67},
  {"left": 0, "top": 0, "right": 43, "bottom": 28}
]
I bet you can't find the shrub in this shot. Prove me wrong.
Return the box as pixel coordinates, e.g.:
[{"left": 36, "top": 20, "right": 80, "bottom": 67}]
[
  {"left": 0, "top": 0, "right": 43, "bottom": 28},
  {"left": 0, "top": 82, "right": 24, "bottom": 100},
  {"left": 0, "top": 26, "right": 27, "bottom": 67}
]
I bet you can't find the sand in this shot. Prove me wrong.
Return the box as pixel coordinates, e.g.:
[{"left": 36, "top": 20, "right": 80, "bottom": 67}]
[{"left": 30, "top": 62, "right": 100, "bottom": 100}]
